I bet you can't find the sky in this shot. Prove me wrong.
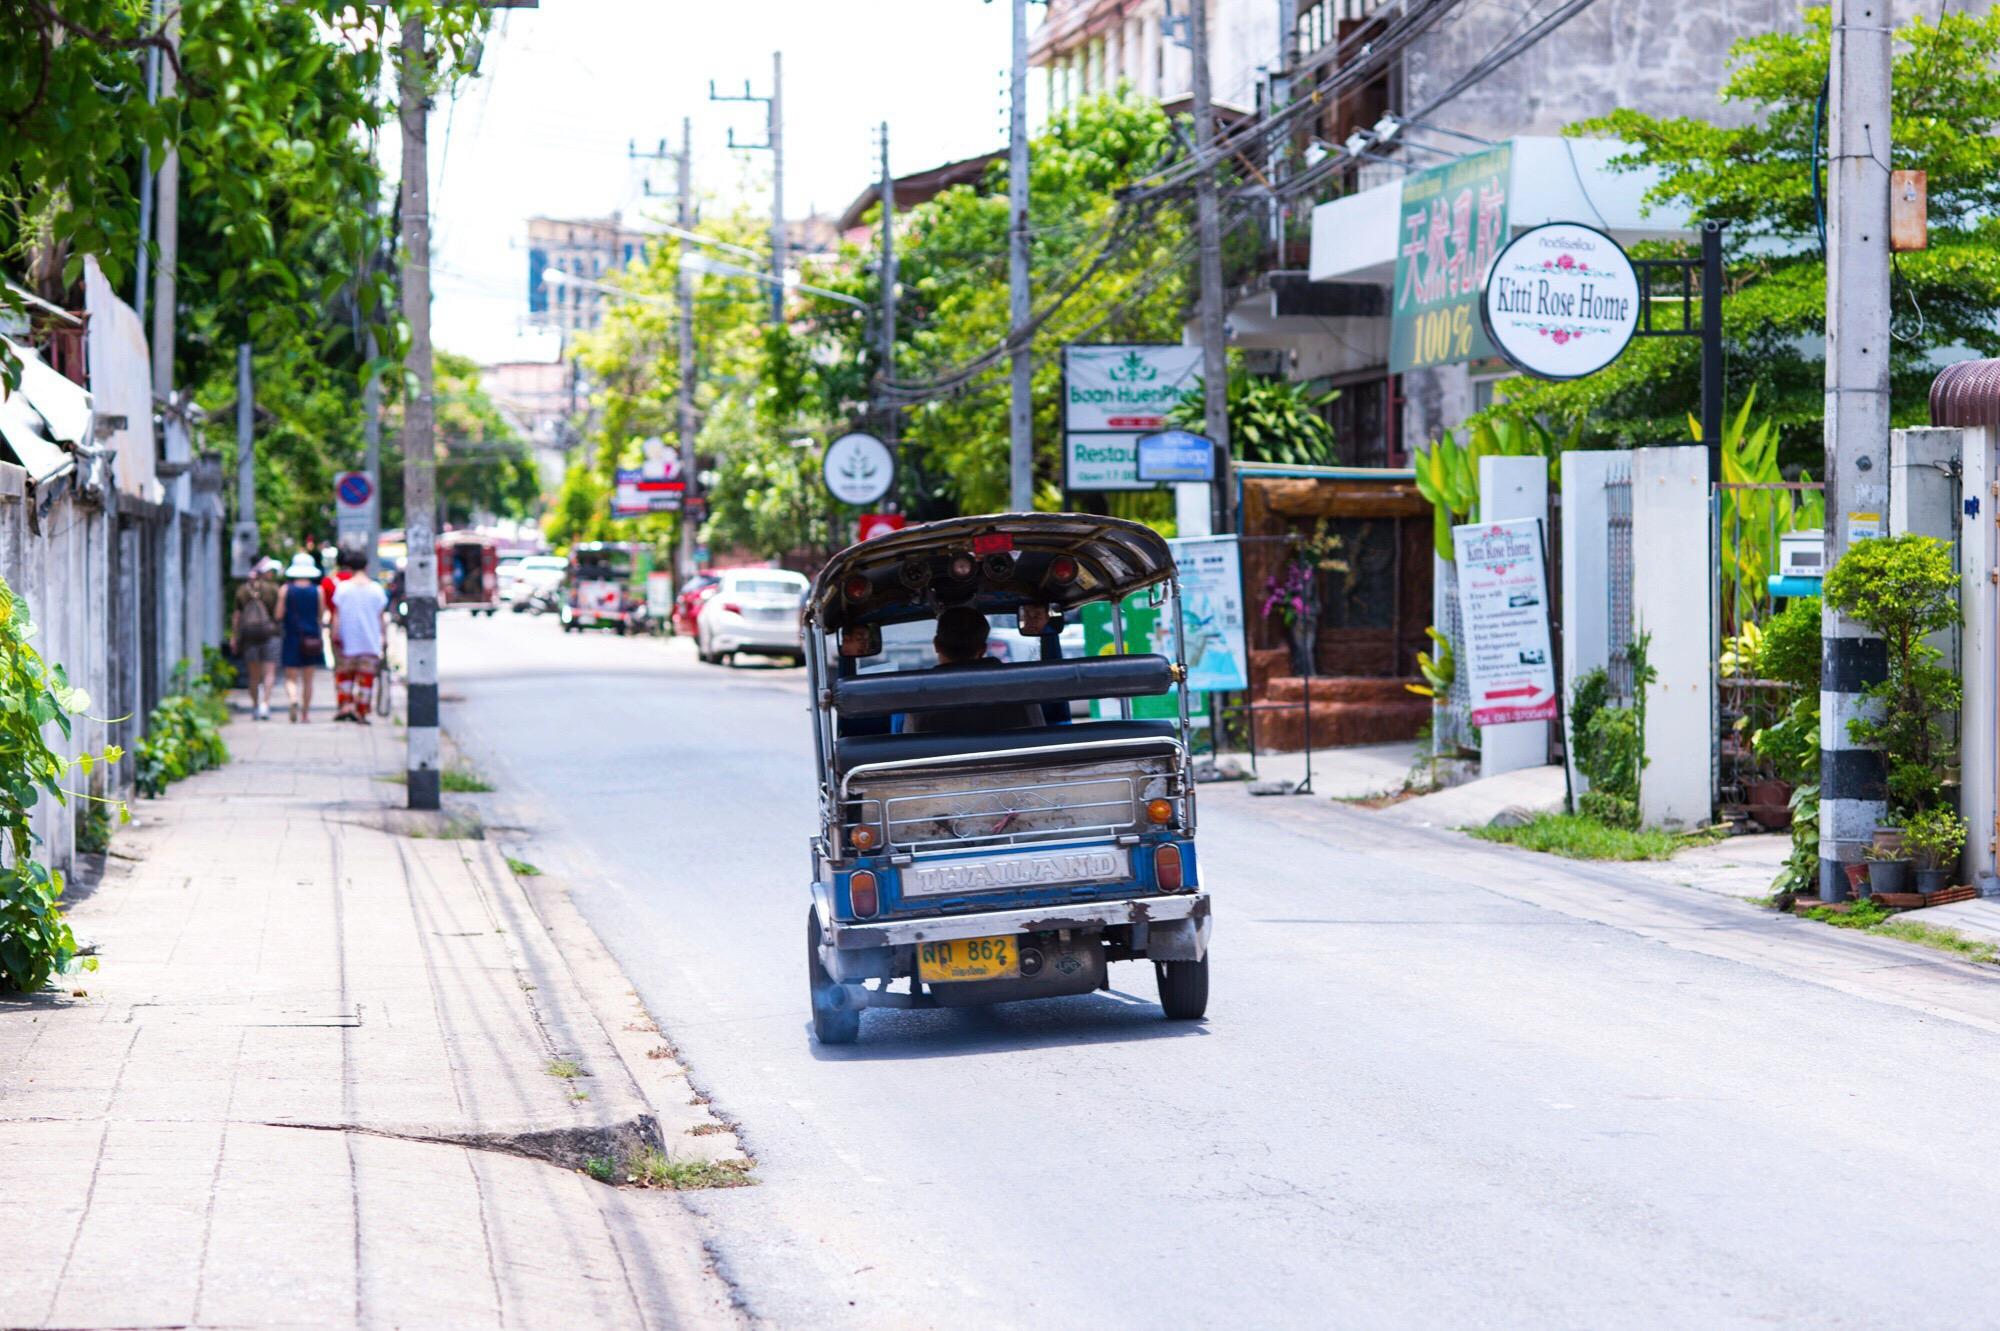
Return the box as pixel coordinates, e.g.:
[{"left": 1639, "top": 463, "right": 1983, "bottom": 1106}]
[{"left": 423, "top": 0, "right": 1023, "bottom": 365}]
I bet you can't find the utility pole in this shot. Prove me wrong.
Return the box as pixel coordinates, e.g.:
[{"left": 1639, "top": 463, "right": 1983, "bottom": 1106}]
[
  {"left": 135, "top": 0, "right": 167, "bottom": 323},
  {"left": 400, "top": 9, "right": 441, "bottom": 812},
  {"left": 1190, "top": 0, "right": 1233, "bottom": 531},
  {"left": 1008, "top": 0, "right": 1034, "bottom": 514},
  {"left": 231, "top": 344, "right": 256, "bottom": 577},
  {"left": 1818, "top": 0, "right": 1893, "bottom": 900},
  {"left": 362, "top": 189, "right": 384, "bottom": 576},
  {"left": 709, "top": 55, "right": 786, "bottom": 325},
  {"left": 877, "top": 120, "right": 899, "bottom": 505},
  {"left": 148, "top": 0, "right": 180, "bottom": 399},
  {"left": 676, "top": 117, "right": 700, "bottom": 582}
]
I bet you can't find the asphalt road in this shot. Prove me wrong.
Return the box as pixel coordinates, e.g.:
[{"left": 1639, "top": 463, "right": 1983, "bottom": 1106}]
[{"left": 441, "top": 612, "right": 2000, "bottom": 1330}]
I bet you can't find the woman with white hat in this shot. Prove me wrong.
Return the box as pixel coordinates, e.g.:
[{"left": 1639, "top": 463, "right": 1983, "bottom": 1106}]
[{"left": 278, "top": 552, "right": 327, "bottom": 722}]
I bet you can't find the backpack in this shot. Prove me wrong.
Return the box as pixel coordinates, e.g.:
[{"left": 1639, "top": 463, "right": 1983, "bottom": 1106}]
[{"left": 238, "top": 587, "right": 277, "bottom": 645}]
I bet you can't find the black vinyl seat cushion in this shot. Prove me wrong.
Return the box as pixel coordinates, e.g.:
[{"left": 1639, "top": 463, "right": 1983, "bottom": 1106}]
[
  {"left": 829, "top": 654, "right": 1174, "bottom": 720},
  {"left": 836, "top": 718, "right": 1181, "bottom": 770}
]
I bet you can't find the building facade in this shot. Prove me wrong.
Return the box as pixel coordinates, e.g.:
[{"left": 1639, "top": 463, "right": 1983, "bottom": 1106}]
[
  {"left": 1032, "top": 0, "right": 1278, "bottom": 118},
  {"left": 525, "top": 213, "right": 657, "bottom": 336}
]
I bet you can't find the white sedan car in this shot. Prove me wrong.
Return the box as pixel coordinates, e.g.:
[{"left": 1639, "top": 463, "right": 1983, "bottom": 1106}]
[{"left": 696, "top": 568, "right": 809, "bottom": 665}]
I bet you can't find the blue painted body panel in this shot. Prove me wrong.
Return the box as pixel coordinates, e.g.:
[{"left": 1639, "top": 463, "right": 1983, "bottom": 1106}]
[{"left": 831, "top": 834, "right": 1199, "bottom": 923}]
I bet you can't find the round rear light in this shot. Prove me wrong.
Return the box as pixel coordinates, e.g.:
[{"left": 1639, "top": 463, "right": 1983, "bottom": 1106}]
[
  {"left": 850, "top": 825, "right": 878, "bottom": 851},
  {"left": 1146, "top": 798, "right": 1174, "bottom": 825},
  {"left": 848, "top": 870, "right": 879, "bottom": 918},
  {"left": 842, "top": 574, "right": 870, "bottom": 602},
  {"left": 897, "top": 558, "right": 931, "bottom": 590},
  {"left": 1048, "top": 555, "right": 1078, "bottom": 584},
  {"left": 981, "top": 552, "right": 1015, "bottom": 582},
  {"left": 947, "top": 552, "right": 977, "bottom": 581}
]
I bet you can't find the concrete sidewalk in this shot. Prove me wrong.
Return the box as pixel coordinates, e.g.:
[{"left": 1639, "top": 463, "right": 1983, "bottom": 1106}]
[{"left": 0, "top": 707, "right": 739, "bottom": 1330}]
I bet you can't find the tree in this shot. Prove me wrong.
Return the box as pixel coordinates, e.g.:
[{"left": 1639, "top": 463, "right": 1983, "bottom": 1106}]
[
  {"left": 1481, "top": 6, "right": 2000, "bottom": 469},
  {"left": 1168, "top": 366, "right": 1338, "bottom": 465}
]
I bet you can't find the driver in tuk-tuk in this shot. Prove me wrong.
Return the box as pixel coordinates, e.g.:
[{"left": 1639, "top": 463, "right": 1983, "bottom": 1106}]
[{"left": 897, "top": 606, "right": 1042, "bottom": 735}]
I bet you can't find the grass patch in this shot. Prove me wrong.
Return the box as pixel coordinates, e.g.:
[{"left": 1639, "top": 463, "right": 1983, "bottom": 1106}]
[
  {"left": 506, "top": 856, "right": 541, "bottom": 878},
  {"left": 545, "top": 1057, "right": 583, "bottom": 1079},
  {"left": 378, "top": 766, "right": 493, "bottom": 793},
  {"left": 1800, "top": 899, "right": 2000, "bottom": 963},
  {"left": 578, "top": 1148, "right": 752, "bottom": 1190},
  {"left": 1467, "top": 812, "right": 1723, "bottom": 862}
]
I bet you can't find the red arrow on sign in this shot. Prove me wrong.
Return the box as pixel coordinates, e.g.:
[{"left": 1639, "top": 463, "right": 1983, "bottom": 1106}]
[{"left": 1487, "top": 684, "right": 1545, "bottom": 700}]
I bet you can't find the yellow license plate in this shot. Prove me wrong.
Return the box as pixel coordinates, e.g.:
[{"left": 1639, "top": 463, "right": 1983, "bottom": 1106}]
[{"left": 917, "top": 935, "right": 1019, "bottom": 982}]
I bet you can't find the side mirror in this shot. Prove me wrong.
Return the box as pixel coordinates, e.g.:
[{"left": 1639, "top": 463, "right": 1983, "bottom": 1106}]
[{"left": 1017, "top": 604, "right": 1050, "bottom": 635}]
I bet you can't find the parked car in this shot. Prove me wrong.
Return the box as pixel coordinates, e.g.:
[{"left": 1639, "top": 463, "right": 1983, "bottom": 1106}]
[
  {"left": 696, "top": 568, "right": 809, "bottom": 665},
  {"left": 860, "top": 614, "right": 1083, "bottom": 674},
  {"left": 509, "top": 554, "right": 567, "bottom": 612},
  {"left": 672, "top": 572, "right": 721, "bottom": 636}
]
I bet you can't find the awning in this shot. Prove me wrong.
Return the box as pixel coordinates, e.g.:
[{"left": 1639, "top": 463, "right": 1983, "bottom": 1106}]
[{"left": 0, "top": 335, "right": 91, "bottom": 483}]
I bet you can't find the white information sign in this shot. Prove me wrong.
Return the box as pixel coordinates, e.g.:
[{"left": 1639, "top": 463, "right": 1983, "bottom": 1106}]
[
  {"left": 1166, "top": 535, "right": 1249, "bottom": 693},
  {"left": 823, "top": 432, "right": 895, "bottom": 506},
  {"left": 1452, "top": 518, "right": 1559, "bottom": 727},
  {"left": 1063, "top": 345, "right": 1204, "bottom": 491},
  {"left": 1481, "top": 222, "right": 1640, "bottom": 380}
]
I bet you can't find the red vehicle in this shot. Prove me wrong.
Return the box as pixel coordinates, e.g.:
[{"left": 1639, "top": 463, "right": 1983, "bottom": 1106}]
[
  {"left": 672, "top": 572, "right": 720, "bottom": 637},
  {"left": 438, "top": 532, "right": 500, "bottom": 616}
]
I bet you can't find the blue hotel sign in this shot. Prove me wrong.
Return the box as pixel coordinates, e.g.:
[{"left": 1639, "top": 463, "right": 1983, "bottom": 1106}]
[{"left": 1135, "top": 430, "right": 1216, "bottom": 483}]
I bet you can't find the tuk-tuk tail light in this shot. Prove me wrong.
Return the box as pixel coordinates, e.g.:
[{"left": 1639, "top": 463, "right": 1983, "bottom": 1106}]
[
  {"left": 848, "top": 871, "right": 880, "bottom": 918},
  {"left": 1153, "top": 844, "right": 1184, "bottom": 892},
  {"left": 1047, "top": 555, "right": 1078, "bottom": 584},
  {"left": 850, "top": 825, "right": 878, "bottom": 852},
  {"left": 1145, "top": 798, "right": 1174, "bottom": 825},
  {"left": 842, "top": 574, "right": 870, "bottom": 602}
]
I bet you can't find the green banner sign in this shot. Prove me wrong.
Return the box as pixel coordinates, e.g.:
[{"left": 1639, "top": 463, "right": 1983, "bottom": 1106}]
[{"left": 1389, "top": 143, "right": 1513, "bottom": 374}]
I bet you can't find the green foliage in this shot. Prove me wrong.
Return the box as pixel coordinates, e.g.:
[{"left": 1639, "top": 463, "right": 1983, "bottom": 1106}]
[
  {"left": 1750, "top": 596, "right": 1822, "bottom": 788},
  {"left": 0, "top": 580, "right": 115, "bottom": 991},
  {"left": 1483, "top": 6, "right": 2000, "bottom": 466},
  {"left": 1166, "top": 371, "right": 1338, "bottom": 465},
  {"left": 1824, "top": 535, "right": 1961, "bottom": 815},
  {"left": 1469, "top": 812, "right": 1719, "bottom": 861},
  {"left": 76, "top": 806, "right": 113, "bottom": 856},
  {"left": 1411, "top": 414, "right": 1570, "bottom": 560},
  {"left": 1711, "top": 389, "right": 1825, "bottom": 622},
  {"left": 1568, "top": 635, "right": 1657, "bottom": 830},
  {"left": 1901, "top": 805, "right": 1968, "bottom": 872},
  {"left": 1771, "top": 782, "right": 1822, "bottom": 897},
  {"left": 381, "top": 351, "right": 542, "bottom": 530},
  {"left": 135, "top": 667, "right": 230, "bottom": 798},
  {"left": 3, "top": 3, "right": 494, "bottom": 540},
  {"left": 1406, "top": 627, "right": 1455, "bottom": 699}
]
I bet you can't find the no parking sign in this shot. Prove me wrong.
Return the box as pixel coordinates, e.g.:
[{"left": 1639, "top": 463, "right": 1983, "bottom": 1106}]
[{"left": 335, "top": 471, "right": 376, "bottom": 545}]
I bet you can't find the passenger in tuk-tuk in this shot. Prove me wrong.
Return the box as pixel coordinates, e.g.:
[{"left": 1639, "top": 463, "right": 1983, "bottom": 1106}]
[{"left": 896, "top": 606, "right": 1041, "bottom": 735}]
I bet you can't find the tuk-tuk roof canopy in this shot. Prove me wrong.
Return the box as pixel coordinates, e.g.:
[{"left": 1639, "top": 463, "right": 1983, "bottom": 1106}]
[{"left": 806, "top": 512, "right": 1175, "bottom": 631}]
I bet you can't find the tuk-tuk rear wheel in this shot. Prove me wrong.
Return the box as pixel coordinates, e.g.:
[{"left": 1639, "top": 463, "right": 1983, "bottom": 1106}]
[
  {"left": 1155, "top": 956, "right": 1209, "bottom": 1021},
  {"left": 807, "top": 907, "right": 861, "bottom": 1045}
]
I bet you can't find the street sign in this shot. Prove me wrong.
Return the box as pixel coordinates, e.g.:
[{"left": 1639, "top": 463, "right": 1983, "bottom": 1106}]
[
  {"left": 334, "top": 470, "right": 376, "bottom": 548},
  {"left": 823, "top": 432, "right": 895, "bottom": 506},
  {"left": 1452, "top": 518, "right": 1558, "bottom": 727},
  {"left": 1481, "top": 222, "right": 1640, "bottom": 380},
  {"left": 857, "top": 512, "right": 906, "bottom": 541},
  {"left": 1062, "top": 345, "right": 1203, "bottom": 491},
  {"left": 1136, "top": 430, "right": 1215, "bottom": 483}
]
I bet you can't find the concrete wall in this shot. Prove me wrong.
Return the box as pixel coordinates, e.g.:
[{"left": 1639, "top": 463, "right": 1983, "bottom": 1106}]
[
  {"left": 1559, "top": 450, "right": 1624, "bottom": 799},
  {"left": 1956, "top": 426, "right": 1998, "bottom": 896},
  {"left": 1631, "top": 446, "right": 1712, "bottom": 829},
  {"left": 1402, "top": 0, "right": 1798, "bottom": 145}
]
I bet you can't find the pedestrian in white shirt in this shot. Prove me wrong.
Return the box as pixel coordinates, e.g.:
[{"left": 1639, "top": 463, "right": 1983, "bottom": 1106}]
[{"left": 329, "top": 549, "right": 390, "bottom": 724}]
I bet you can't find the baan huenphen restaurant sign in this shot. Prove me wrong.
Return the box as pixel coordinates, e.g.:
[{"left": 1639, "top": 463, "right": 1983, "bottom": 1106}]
[{"left": 1389, "top": 143, "right": 1512, "bottom": 374}]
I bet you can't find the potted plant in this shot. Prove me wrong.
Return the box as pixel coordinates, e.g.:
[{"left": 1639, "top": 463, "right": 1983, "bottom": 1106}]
[
  {"left": 1259, "top": 522, "right": 1347, "bottom": 679},
  {"left": 1863, "top": 843, "right": 1912, "bottom": 895},
  {"left": 1823, "top": 535, "right": 1961, "bottom": 881},
  {"left": 1903, "top": 806, "right": 1968, "bottom": 895}
]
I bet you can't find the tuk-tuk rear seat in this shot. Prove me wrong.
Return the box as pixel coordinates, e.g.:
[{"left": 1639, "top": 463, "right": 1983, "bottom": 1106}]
[{"left": 835, "top": 718, "right": 1180, "bottom": 772}]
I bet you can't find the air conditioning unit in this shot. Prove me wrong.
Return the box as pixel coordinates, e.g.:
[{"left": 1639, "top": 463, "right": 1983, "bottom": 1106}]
[{"left": 1778, "top": 529, "right": 1825, "bottom": 580}]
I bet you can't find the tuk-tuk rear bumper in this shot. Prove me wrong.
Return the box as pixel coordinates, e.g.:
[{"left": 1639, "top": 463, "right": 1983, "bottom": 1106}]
[{"left": 814, "top": 889, "right": 1209, "bottom": 952}]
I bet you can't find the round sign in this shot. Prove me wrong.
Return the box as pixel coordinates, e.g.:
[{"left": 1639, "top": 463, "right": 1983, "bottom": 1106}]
[
  {"left": 336, "top": 472, "right": 374, "bottom": 507},
  {"left": 1480, "top": 222, "right": 1641, "bottom": 380},
  {"left": 822, "top": 432, "right": 894, "bottom": 506}
]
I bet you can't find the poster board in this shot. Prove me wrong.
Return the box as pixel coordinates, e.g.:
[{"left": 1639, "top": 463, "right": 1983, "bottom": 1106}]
[
  {"left": 1063, "top": 345, "right": 1203, "bottom": 491},
  {"left": 1451, "top": 518, "right": 1558, "bottom": 726}
]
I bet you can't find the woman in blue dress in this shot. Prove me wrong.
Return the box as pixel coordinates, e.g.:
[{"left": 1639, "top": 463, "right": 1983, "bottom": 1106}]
[{"left": 278, "top": 553, "right": 326, "bottom": 722}]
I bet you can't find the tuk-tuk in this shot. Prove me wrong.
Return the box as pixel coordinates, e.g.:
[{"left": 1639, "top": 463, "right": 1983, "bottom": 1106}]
[
  {"left": 561, "top": 542, "right": 646, "bottom": 633},
  {"left": 438, "top": 532, "right": 500, "bottom": 616},
  {"left": 801, "top": 513, "right": 1210, "bottom": 1044}
]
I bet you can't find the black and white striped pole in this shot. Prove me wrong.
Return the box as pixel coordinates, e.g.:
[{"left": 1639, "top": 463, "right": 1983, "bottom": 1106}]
[
  {"left": 1818, "top": 0, "right": 1893, "bottom": 898},
  {"left": 399, "top": 9, "right": 440, "bottom": 811}
]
